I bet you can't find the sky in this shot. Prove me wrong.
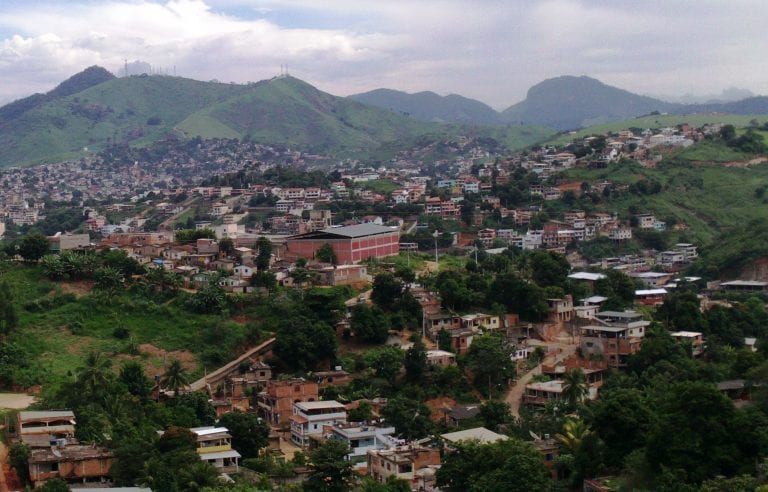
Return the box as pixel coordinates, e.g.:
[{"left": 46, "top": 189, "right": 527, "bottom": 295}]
[{"left": 0, "top": 0, "right": 766, "bottom": 109}]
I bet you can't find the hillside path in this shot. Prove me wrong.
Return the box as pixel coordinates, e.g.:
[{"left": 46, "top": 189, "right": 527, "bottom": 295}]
[
  {"left": 189, "top": 337, "right": 275, "bottom": 392},
  {"left": 505, "top": 340, "right": 579, "bottom": 417}
]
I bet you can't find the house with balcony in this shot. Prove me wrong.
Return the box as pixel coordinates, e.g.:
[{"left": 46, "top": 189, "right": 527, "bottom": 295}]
[
  {"left": 290, "top": 400, "right": 347, "bottom": 447},
  {"left": 459, "top": 313, "right": 500, "bottom": 332},
  {"left": 524, "top": 379, "right": 600, "bottom": 407},
  {"left": 635, "top": 288, "right": 667, "bottom": 306},
  {"left": 16, "top": 411, "right": 76, "bottom": 448},
  {"left": 579, "top": 311, "right": 649, "bottom": 368},
  {"left": 670, "top": 331, "right": 706, "bottom": 357},
  {"left": 327, "top": 421, "right": 397, "bottom": 467},
  {"left": 191, "top": 427, "right": 241, "bottom": 473}
]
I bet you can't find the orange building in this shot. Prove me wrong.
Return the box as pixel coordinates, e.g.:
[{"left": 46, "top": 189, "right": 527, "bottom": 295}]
[{"left": 257, "top": 378, "right": 319, "bottom": 427}]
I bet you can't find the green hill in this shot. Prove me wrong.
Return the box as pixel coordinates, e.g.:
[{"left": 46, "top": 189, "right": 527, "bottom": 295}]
[
  {"left": 348, "top": 88, "right": 503, "bottom": 125},
  {"left": 501, "top": 76, "right": 675, "bottom": 130},
  {"left": 0, "top": 74, "right": 249, "bottom": 167},
  {"left": 563, "top": 157, "right": 768, "bottom": 247},
  {"left": 0, "top": 70, "right": 556, "bottom": 167},
  {"left": 177, "top": 76, "right": 442, "bottom": 154}
]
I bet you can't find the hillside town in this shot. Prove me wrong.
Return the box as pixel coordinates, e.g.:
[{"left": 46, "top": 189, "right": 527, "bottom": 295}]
[{"left": 0, "top": 119, "right": 767, "bottom": 492}]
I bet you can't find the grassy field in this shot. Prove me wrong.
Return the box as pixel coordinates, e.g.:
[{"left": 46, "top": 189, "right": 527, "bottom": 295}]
[
  {"left": 546, "top": 114, "right": 768, "bottom": 146},
  {"left": 0, "top": 265, "right": 226, "bottom": 386},
  {"left": 673, "top": 140, "right": 754, "bottom": 162},
  {"left": 363, "top": 180, "right": 400, "bottom": 194}
]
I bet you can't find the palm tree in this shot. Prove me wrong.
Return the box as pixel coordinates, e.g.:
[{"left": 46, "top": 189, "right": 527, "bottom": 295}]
[
  {"left": 162, "top": 359, "right": 190, "bottom": 397},
  {"left": 555, "top": 418, "right": 593, "bottom": 454},
  {"left": 77, "top": 351, "right": 113, "bottom": 398},
  {"left": 561, "top": 368, "right": 589, "bottom": 407}
]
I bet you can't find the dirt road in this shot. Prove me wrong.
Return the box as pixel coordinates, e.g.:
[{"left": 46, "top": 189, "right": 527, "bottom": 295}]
[{"left": 505, "top": 340, "right": 579, "bottom": 417}]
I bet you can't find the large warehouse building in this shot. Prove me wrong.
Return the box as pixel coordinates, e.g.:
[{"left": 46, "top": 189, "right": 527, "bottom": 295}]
[{"left": 285, "top": 224, "right": 400, "bottom": 264}]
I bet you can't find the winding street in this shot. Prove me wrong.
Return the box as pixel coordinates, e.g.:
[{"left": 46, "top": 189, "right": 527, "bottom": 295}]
[{"left": 505, "top": 340, "right": 579, "bottom": 417}]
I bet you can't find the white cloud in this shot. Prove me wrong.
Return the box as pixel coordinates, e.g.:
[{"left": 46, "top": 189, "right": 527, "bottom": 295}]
[{"left": 0, "top": 0, "right": 767, "bottom": 108}]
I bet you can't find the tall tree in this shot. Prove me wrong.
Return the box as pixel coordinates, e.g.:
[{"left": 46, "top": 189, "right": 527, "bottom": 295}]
[
  {"left": 381, "top": 396, "right": 433, "bottom": 439},
  {"left": 350, "top": 304, "right": 390, "bottom": 343},
  {"left": 274, "top": 316, "right": 337, "bottom": 372},
  {"left": 118, "top": 361, "right": 152, "bottom": 399},
  {"left": 218, "top": 410, "right": 270, "bottom": 459},
  {"left": 371, "top": 273, "right": 404, "bottom": 311},
  {"left": 77, "top": 351, "right": 114, "bottom": 400},
  {"left": 436, "top": 438, "right": 551, "bottom": 492},
  {"left": 316, "top": 242, "right": 338, "bottom": 265},
  {"left": 18, "top": 233, "right": 50, "bottom": 262},
  {"left": 365, "top": 346, "right": 404, "bottom": 384},
  {"left": 404, "top": 339, "right": 427, "bottom": 382},
  {"left": 479, "top": 400, "right": 512, "bottom": 432},
  {"left": 645, "top": 381, "right": 742, "bottom": 485},
  {"left": 255, "top": 236, "right": 272, "bottom": 271},
  {"left": 162, "top": 359, "right": 190, "bottom": 396},
  {"left": 304, "top": 439, "right": 355, "bottom": 492},
  {"left": 466, "top": 333, "right": 513, "bottom": 397},
  {"left": 555, "top": 418, "right": 593, "bottom": 454},
  {"left": 561, "top": 368, "right": 589, "bottom": 408}
]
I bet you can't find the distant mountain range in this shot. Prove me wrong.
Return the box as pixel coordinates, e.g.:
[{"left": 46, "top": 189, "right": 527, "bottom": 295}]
[
  {"left": 0, "top": 67, "right": 553, "bottom": 168},
  {"left": 654, "top": 87, "right": 756, "bottom": 105},
  {"left": 3, "top": 67, "right": 768, "bottom": 168},
  {"left": 348, "top": 89, "right": 503, "bottom": 125},
  {"left": 352, "top": 76, "right": 768, "bottom": 130}
]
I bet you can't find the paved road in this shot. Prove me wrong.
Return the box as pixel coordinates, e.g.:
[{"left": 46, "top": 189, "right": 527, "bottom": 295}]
[{"left": 505, "top": 340, "right": 579, "bottom": 417}]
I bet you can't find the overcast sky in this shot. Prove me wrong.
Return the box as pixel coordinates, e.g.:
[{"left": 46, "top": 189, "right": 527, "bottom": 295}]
[{"left": 0, "top": 0, "right": 766, "bottom": 109}]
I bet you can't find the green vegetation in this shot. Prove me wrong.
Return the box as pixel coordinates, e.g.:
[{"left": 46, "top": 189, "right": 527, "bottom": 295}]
[
  {"left": 674, "top": 139, "right": 753, "bottom": 162},
  {"left": 0, "top": 71, "right": 555, "bottom": 167},
  {"left": 562, "top": 158, "right": 768, "bottom": 244}
]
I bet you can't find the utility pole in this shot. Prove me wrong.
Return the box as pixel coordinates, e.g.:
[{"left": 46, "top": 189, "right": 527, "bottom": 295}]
[{"left": 433, "top": 230, "right": 439, "bottom": 264}]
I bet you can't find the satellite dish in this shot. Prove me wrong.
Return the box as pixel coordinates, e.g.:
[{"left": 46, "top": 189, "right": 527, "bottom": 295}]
[{"left": 529, "top": 430, "right": 542, "bottom": 441}]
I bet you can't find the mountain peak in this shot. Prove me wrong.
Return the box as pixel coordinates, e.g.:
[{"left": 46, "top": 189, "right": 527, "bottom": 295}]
[
  {"left": 50, "top": 66, "right": 115, "bottom": 98},
  {"left": 503, "top": 75, "right": 671, "bottom": 130}
]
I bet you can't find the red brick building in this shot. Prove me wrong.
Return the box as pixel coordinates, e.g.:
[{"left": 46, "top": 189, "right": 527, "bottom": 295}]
[{"left": 285, "top": 224, "right": 400, "bottom": 264}]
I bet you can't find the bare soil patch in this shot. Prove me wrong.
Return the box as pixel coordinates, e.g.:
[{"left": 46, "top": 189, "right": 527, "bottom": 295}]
[{"left": 56, "top": 280, "right": 94, "bottom": 296}]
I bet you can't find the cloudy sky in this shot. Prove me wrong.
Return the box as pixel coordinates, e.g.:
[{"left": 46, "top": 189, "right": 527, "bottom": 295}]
[{"left": 0, "top": 0, "right": 766, "bottom": 109}]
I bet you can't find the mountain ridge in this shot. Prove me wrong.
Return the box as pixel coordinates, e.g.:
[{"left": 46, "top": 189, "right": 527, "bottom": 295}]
[
  {"left": 0, "top": 69, "right": 554, "bottom": 167},
  {"left": 348, "top": 88, "right": 502, "bottom": 125},
  {"left": 351, "top": 75, "right": 768, "bottom": 130}
]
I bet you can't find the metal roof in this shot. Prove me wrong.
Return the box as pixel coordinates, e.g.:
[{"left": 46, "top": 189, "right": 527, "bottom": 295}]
[
  {"left": 191, "top": 426, "right": 230, "bottom": 437},
  {"left": 722, "top": 280, "right": 768, "bottom": 287},
  {"left": 290, "top": 223, "right": 398, "bottom": 239},
  {"left": 199, "top": 449, "right": 242, "bottom": 460},
  {"left": 635, "top": 289, "right": 667, "bottom": 295},
  {"left": 295, "top": 400, "right": 346, "bottom": 410},
  {"left": 568, "top": 272, "right": 606, "bottom": 281},
  {"left": 441, "top": 427, "right": 509, "bottom": 444},
  {"left": 19, "top": 410, "right": 75, "bottom": 420}
]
